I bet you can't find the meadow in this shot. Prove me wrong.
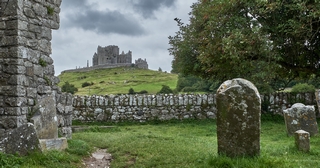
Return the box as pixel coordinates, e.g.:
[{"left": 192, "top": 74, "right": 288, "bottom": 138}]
[
  {"left": 58, "top": 67, "right": 178, "bottom": 95},
  {"left": 2, "top": 117, "right": 320, "bottom": 168}
]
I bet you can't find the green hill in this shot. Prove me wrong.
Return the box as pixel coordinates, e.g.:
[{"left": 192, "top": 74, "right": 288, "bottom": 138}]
[{"left": 57, "top": 67, "right": 178, "bottom": 95}]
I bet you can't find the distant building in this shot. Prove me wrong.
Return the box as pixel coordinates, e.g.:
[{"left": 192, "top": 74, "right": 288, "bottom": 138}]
[
  {"left": 62, "top": 45, "right": 148, "bottom": 73},
  {"left": 92, "top": 45, "right": 148, "bottom": 69}
]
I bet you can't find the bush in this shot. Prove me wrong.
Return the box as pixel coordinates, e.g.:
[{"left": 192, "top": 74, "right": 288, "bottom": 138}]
[
  {"left": 139, "top": 90, "right": 148, "bottom": 94},
  {"left": 61, "top": 82, "right": 78, "bottom": 94},
  {"left": 157, "top": 85, "right": 173, "bottom": 94},
  {"left": 181, "top": 86, "right": 197, "bottom": 92},
  {"left": 291, "top": 83, "right": 315, "bottom": 93},
  {"left": 82, "top": 82, "right": 93, "bottom": 88}
]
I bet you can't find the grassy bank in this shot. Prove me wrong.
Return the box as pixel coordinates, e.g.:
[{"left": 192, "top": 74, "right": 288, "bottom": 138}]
[
  {"left": 58, "top": 67, "right": 178, "bottom": 95},
  {"left": 2, "top": 119, "right": 320, "bottom": 167}
]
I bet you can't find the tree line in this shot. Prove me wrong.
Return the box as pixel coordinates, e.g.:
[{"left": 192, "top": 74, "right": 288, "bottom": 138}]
[{"left": 169, "top": 0, "right": 320, "bottom": 93}]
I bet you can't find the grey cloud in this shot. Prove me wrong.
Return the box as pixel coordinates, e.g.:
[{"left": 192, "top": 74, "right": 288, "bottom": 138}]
[
  {"left": 61, "top": 0, "right": 145, "bottom": 36},
  {"left": 132, "top": 0, "right": 177, "bottom": 18},
  {"left": 69, "top": 10, "right": 145, "bottom": 36}
]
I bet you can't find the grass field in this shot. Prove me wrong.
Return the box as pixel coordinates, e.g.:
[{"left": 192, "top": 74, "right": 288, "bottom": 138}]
[
  {"left": 2, "top": 118, "right": 320, "bottom": 168},
  {"left": 57, "top": 67, "right": 178, "bottom": 95}
]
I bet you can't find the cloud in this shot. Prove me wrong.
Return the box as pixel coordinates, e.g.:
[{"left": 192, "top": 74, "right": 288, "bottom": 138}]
[
  {"left": 60, "top": 0, "right": 145, "bottom": 36},
  {"left": 132, "top": 0, "right": 177, "bottom": 18},
  {"left": 68, "top": 10, "right": 145, "bottom": 36}
]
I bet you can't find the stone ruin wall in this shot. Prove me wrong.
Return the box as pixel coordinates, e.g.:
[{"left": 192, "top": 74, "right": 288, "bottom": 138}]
[
  {"left": 72, "top": 92, "right": 318, "bottom": 122},
  {"left": 0, "top": 0, "right": 71, "bottom": 154},
  {"left": 62, "top": 63, "right": 134, "bottom": 73}
]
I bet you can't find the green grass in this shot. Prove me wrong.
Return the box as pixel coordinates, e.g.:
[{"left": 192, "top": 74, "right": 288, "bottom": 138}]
[
  {"left": 71, "top": 118, "right": 320, "bottom": 168},
  {"left": 2, "top": 118, "right": 320, "bottom": 167},
  {"left": 58, "top": 67, "right": 178, "bottom": 95},
  {"left": 0, "top": 139, "right": 90, "bottom": 168}
]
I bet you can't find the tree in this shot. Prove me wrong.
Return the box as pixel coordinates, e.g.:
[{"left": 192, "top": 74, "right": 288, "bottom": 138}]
[
  {"left": 158, "top": 67, "right": 162, "bottom": 72},
  {"left": 61, "top": 82, "right": 78, "bottom": 94},
  {"left": 169, "top": 0, "right": 320, "bottom": 92}
]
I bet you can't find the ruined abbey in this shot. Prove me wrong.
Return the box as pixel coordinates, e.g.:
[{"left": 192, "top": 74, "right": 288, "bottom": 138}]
[{"left": 63, "top": 45, "right": 148, "bottom": 73}]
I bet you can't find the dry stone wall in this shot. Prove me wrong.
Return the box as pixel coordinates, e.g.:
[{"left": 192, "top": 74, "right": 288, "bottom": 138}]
[
  {"left": 72, "top": 92, "right": 318, "bottom": 122},
  {"left": 73, "top": 94, "right": 217, "bottom": 122}
]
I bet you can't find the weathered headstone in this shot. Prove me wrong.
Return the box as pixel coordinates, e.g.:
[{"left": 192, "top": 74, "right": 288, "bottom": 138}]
[
  {"left": 294, "top": 130, "right": 310, "bottom": 152},
  {"left": 283, "top": 103, "right": 318, "bottom": 136},
  {"left": 31, "top": 95, "right": 58, "bottom": 139},
  {"left": 216, "top": 78, "right": 261, "bottom": 157}
]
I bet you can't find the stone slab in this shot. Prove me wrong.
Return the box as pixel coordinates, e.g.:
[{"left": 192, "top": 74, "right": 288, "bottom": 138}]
[
  {"left": 39, "top": 137, "right": 68, "bottom": 151},
  {"left": 294, "top": 130, "right": 310, "bottom": 152}
]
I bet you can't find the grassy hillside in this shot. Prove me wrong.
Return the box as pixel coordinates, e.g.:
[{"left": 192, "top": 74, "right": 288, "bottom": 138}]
[{"left": 57, "top": 67, "right": 178, "bottom": 95}]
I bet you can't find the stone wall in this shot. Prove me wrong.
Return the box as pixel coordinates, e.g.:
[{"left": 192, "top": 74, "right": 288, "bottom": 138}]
[
  {"left": 72, "top": 92, "right": 318, "bottom": 122},
  {"left": 261, "top": 92, "right": 316, "bottom": 115},
  {"left": 73, "top": 94, "right": 216, "bottom": 122}
]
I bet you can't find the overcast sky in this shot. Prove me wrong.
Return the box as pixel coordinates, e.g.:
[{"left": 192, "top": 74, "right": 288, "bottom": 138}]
[{"left": 51, "top": 0, "right": 196, "bottom": 75}]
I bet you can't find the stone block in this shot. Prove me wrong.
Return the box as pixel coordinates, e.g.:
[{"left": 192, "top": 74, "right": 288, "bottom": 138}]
[
  {"left": 294, "top": 130, "right": 310, "bottom": 152},
  {"left": 283, "top": 103, "right": 318, "bottom": 136},
  {"left": 0, "top": 123, "right": 41, "bottom": 155},
  {"left": 216, "top": 78, "right": 261, "bottom": 157},
  {"left": 39, "top": 137, "right": 68, "bottom": 151}
]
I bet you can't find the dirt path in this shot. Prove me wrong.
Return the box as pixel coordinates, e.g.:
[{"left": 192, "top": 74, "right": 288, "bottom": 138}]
[{"left": 83, "top": 148, "right": 112, "bottom": 168}]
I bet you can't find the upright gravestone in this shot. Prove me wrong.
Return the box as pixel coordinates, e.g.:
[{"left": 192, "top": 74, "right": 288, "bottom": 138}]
[
  {"left": 216, "top": 78, "right": 261, "bottom": 157},
  {"left": 283, "top": 103, "right": 318, "bottom": 136}
]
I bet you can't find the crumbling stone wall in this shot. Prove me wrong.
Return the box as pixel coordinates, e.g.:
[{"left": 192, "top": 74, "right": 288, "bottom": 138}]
[{"left": 0, "top": 0, "right": 71, "bottom": 154}]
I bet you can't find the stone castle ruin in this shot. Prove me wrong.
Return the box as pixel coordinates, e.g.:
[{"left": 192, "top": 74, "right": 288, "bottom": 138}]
[
  {"left": 92, "top": 45, "right": 148, "bottom": 69},
  {"left": 93, "top": 45, "right": 132, "bottom": 66},
  {"left": 63, "top": 45, "right": 148, "bottom": 73},
  {"left": 0, "top": 0, "right": 72, "bottom": 155}
]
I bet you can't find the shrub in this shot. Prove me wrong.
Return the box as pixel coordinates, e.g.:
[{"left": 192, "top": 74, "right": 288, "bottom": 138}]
[
  {"left": 181, "top": 86, "right": 197, "bottom": 92},
  {"left": 291, "top": 83, "right": 315, "bottom": 93},
  {"left": 61, "top": 82, "right": 78, "bottom": 94},
  {"left": 157, "top": 85, "right": 173, "bottom": 94},
  {"left": 139, "top": 90, "right": 148, "bottom": 94},
  {"left": 82, "top": 82, "right": 92, "bottom": 88}
]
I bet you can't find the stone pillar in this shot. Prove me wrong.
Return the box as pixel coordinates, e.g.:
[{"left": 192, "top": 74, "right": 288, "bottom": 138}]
[
  {"left": 0, "top": 0, "right": 64, "bottom": 155},
  {"left": 283, "top": 103, "right": 318, "bottom": 136},
  {"left": 294, "top": 130, "right": 310, "bottom": 152},
  {"left": 216, "top": 78, "right": 261, "bottom": 157}
]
